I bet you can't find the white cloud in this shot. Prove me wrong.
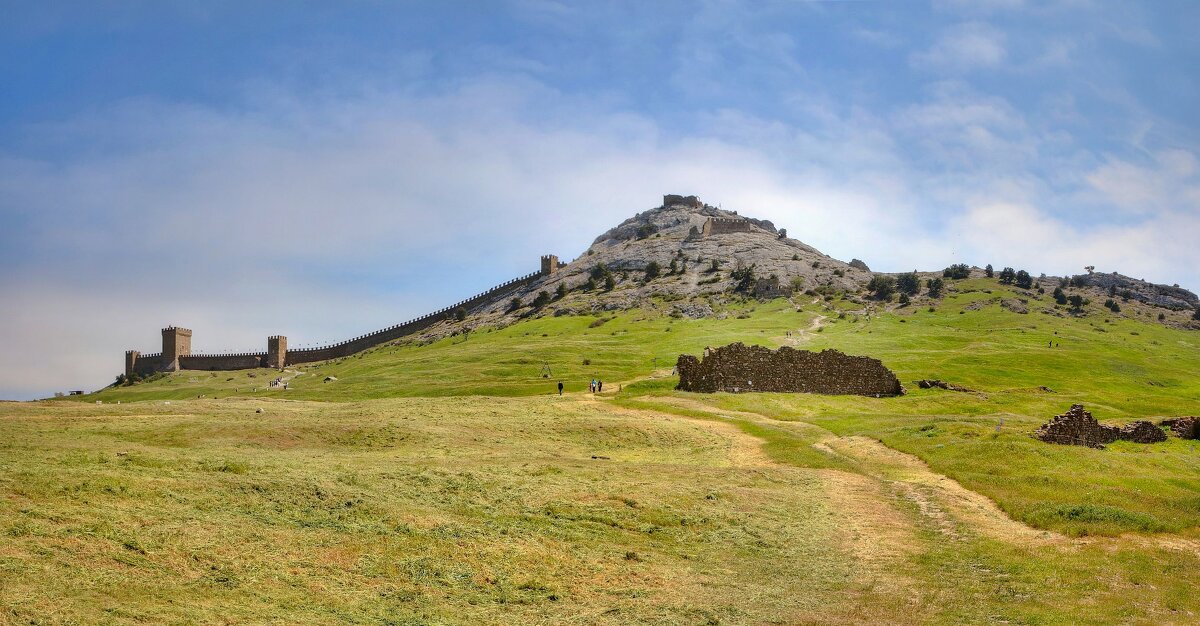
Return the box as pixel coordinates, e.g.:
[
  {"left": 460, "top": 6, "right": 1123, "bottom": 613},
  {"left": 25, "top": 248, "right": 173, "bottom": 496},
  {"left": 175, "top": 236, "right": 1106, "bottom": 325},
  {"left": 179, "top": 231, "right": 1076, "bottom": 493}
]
[
  {"left": 1, "top": 70, "right": 1196, "bottom": 399},
  {"left": 911, "top": 22, "right": 1007, "bottom": 71},
  {"left": 1085, "top": 149, "right": 1200, "bottom": 215}
]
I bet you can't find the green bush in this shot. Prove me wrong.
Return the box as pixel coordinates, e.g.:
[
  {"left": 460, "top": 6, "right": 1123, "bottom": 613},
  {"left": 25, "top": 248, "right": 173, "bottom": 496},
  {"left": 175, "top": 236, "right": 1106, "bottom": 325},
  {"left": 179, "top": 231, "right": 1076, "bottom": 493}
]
[{"left": 943, "top": 264, "right": 970, "bottom": 279}]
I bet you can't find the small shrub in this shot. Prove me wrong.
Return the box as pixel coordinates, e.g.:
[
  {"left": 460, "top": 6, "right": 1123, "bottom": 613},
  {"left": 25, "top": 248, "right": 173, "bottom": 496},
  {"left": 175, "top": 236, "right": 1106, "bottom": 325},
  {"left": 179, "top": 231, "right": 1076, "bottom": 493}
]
[
  {"left": 984, "top": 264, "right": 994, "bottom": 278},
  {"left": 532, "top": 291, "right": 551, "bottom": 308},
  {"left": 644, "top": 261, "right": 661, "bottom": 281}
]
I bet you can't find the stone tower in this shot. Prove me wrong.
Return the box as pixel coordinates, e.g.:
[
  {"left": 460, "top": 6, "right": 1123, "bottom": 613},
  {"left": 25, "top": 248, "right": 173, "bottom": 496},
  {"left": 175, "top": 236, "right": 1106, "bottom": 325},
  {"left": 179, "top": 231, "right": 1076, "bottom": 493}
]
[
  {"left": 541, "top": 254, "right": 560, "bottom": 276},
  {"left": 124, "top": 350, "right": 139, "bottom": 378},
  {"left": 267, "top": 335, "right": 287, "bottom": 369},
  {"left": 161, "top": 326, "right": 192, "bottom": 371}
]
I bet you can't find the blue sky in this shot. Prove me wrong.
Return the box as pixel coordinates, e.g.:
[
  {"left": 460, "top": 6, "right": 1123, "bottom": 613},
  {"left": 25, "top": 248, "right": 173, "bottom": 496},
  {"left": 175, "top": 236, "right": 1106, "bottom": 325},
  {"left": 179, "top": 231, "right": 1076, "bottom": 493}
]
[{"left": 1, "top": 1, "right": 1197, "bottom": 399}]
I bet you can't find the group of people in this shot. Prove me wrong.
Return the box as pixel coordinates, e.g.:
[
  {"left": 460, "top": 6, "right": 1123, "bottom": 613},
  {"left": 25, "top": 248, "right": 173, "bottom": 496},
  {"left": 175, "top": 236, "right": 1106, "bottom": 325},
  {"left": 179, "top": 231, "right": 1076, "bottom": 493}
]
[{"left": 555, "top": 379, "right": 604, "bottom": 395}]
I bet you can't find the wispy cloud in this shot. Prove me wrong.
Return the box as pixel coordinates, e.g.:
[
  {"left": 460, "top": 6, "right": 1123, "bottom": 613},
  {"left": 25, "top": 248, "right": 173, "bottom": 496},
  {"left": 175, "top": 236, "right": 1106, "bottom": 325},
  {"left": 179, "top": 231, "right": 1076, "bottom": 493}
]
[{"left": 911, "top": 22, "right": 1007, "bottom": 71}]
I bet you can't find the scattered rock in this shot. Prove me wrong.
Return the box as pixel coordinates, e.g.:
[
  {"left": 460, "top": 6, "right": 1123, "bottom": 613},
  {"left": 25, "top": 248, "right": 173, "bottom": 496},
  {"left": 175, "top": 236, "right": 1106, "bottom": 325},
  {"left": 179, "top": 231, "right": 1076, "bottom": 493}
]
[
  {"left": 255, "top": 408, "right": 263, "bottom": 414},
  {"left": 915, "top": 379, "right": 976, "bottom": 392},
  {"left": 1001, "top": 298, "right": 1029, "bottom": 314},
  {"left": 324, "top": 376, "right": 338, "bottom": 382}
]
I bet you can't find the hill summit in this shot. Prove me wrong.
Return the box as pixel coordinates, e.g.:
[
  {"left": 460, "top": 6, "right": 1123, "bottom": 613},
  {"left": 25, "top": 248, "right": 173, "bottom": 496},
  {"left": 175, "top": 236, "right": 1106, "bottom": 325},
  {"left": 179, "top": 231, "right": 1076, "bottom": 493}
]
[{"left": 476, "top": 193, "right": 869, "bottom": 317}]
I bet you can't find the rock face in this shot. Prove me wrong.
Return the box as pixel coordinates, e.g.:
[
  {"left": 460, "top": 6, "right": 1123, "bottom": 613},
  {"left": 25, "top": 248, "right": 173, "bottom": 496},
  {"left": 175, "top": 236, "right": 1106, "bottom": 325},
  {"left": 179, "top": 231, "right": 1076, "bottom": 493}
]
[
  {"left": 1070, "top": 272, "right": 1198, "bottom": 310},
  {"left": 1035, "top": 404, "right": 1166, "bottom": 448},
  {"left": 676, "top": 342, "right": 904, "bottom": 396}
]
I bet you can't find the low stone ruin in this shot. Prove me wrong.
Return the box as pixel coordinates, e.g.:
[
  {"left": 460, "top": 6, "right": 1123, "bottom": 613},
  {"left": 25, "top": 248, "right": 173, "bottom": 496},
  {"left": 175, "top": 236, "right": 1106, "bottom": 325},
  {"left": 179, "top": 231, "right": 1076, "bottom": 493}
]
[
  {"left": 676, "top": 342, "right": 904, "bottom": 396},
  {"left": 1161, "top": 417, "right": 1198, "bottom": 439},
  {"left": 915, "top": 379, "right": 975, "bottom": 393},
  {"left": 1035, "top": 404, "right": 1166, "bottom": 449},
  {"left": 1118, "top": 420, "right": 1168, "bottom": 444}
]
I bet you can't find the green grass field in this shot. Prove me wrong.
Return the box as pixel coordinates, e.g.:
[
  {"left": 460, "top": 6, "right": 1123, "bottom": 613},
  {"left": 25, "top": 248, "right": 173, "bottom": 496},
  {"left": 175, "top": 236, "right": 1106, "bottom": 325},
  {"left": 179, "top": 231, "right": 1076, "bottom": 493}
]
[{"left": 6, "top": 276, "right": 1200, "bottom": 623}]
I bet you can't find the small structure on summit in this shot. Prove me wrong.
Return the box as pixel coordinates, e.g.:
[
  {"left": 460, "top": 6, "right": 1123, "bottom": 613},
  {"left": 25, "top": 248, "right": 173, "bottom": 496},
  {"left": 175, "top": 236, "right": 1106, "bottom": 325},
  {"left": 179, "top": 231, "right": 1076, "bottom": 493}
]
[
  {"left": 662, "top": 194, "right": 704, "bottom": 209},
  {"left": 675, "top": 342, "right": 904, "bottom": 396}
]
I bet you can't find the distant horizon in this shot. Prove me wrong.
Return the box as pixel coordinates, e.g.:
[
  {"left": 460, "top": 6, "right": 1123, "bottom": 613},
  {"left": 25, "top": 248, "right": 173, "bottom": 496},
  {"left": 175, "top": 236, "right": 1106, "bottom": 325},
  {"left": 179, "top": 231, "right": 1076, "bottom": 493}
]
[{"left": 2, "top": 1, "right": 1197, "bottom": 400}]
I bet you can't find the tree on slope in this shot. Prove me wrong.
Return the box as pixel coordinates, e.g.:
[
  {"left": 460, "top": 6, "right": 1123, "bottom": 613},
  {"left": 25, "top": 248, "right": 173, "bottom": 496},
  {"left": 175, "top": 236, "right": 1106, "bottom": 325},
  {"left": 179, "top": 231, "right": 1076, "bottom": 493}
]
[
  {"left": 897, "top": 271, "right": 921, "bottom": 296},
  {"left": 867, "top": 275, "right": 896, "bottom": 300},
  {"left": 1015, "top": 270, "right": 1033, "bottom": 289}
]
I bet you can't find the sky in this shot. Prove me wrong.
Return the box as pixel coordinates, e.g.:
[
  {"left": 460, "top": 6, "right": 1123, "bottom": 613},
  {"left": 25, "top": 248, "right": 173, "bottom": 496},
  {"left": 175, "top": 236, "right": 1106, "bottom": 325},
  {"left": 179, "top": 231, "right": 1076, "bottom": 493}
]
[{"left": 1, "top": 0, "right": 1197, "bottom": 399}]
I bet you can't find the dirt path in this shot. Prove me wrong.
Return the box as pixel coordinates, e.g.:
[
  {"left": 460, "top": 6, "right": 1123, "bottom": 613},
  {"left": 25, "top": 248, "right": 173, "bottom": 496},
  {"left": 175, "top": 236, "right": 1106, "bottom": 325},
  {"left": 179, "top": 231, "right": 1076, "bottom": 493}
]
[
  {"left": 785, "top": 312, "right": 827, "bottom": 345},
  {"left": 642, "top": 396, "right": 1056, "bottom": 545},
  {"left": 602, "top": 398, "right": 931, "bottom": 610}
]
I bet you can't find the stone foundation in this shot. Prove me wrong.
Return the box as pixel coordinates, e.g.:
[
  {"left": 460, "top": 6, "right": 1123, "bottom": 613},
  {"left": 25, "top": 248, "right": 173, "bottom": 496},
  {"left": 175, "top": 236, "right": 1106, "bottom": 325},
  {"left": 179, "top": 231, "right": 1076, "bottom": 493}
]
[{"left": 676, "top": 343, "right": 904, "bottom": 396}]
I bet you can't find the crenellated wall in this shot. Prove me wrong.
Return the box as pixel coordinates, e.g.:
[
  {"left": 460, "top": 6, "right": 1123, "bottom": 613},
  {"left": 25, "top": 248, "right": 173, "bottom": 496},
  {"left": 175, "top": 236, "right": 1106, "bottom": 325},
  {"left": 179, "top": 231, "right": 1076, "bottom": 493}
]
[
  {"left": 179, "top": 353, "right": 267, "bottom": 371},
  {"left": 124, "top": 259, "right": 551, "bottom": 376},
  {"left": 285, "top": 270, "right": 541, "bottom": 365},
  {"left": 701, "top": 217, "right": 754, "bottom": 237}
]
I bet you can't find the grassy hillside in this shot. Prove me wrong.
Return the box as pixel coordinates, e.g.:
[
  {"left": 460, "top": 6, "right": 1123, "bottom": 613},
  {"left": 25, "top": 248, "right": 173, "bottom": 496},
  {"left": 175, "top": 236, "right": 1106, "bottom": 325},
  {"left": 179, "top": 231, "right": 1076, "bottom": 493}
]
[
  {"left": 9, "top": 274, "right": 1199, "bottom": 622},
  {"left": 4, "top": 397, "right": 1200, "bottom": 624}
]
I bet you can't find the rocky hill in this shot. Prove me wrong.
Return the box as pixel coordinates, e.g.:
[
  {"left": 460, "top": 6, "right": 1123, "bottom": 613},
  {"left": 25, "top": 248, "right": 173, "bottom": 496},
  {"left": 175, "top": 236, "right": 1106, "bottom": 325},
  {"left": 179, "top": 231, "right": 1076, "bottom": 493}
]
[{"left": 477, "top": 194, "right": 869, "bottom": 316}]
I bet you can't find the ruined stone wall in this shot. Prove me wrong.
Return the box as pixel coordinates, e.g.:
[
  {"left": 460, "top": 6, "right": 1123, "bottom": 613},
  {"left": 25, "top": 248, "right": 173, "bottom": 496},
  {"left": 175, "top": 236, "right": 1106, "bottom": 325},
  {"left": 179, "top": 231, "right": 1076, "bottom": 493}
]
[
  {"left": 676, "top": 343, "right": 904, "bottom": 396},
  {"left": 1035, "top": 404, "right": 1166, "bottom": 448},
  {"left": 701, "top": 217, "right": 754, "bottom": 237},
  {"left": 1163, "top": 417, "right": 1198, "bottom": 439},
  {"left": 663, "top": 194, "right": 703, "bottom": 209}
]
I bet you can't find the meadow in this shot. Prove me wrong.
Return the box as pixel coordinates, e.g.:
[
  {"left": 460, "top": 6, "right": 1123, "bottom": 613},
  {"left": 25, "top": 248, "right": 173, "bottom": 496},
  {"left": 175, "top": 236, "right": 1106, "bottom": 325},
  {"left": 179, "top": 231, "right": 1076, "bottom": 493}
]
[{"left": 5, "top": 276, "right": 1200, "bottom": 623}]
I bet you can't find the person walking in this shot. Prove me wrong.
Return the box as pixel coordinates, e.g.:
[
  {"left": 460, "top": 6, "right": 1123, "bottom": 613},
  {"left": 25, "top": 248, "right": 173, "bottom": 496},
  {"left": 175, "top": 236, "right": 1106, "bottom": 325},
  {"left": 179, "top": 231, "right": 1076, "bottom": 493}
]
[
  {"left": 598, "top": 380, "right": 603, "bottom": 393},
  {"left": 557, "top": 381, "right": 564, "bottom": 396}
]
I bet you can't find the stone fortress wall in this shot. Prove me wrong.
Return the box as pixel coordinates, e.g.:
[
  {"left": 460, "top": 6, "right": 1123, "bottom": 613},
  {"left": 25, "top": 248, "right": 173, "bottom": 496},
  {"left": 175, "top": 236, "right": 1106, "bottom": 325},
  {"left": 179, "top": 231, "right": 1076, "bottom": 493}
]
[
  {"left": 125, "top": 257, "right": 558, "bottom": 377},
  {"left": 676, "top": 342, "right": 905, "bottom": 396},
  {"left": 701, "top": 217, "right": 755, "bottom": 237}
]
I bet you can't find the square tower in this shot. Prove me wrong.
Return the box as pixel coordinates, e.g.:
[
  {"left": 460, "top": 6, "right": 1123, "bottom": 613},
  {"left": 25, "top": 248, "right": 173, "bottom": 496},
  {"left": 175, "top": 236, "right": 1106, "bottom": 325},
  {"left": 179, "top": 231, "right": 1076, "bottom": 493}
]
[
  {"left": 267, "top": 335, "right": 287, "bottom": 369},
  {"left": 125, "top": 350, "right": 140, "bottom": 378},
  {"left": 540, "top": 254, "right": 560, "bottom": 276},
  {"left": 162, "top": 326, "right": 192, "bottom": 362}
]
